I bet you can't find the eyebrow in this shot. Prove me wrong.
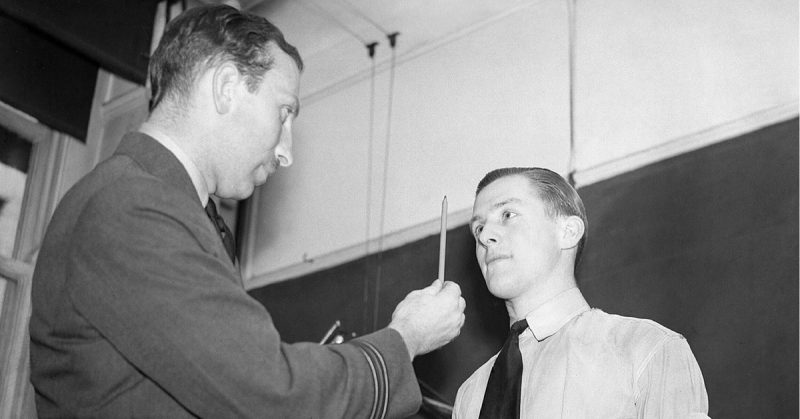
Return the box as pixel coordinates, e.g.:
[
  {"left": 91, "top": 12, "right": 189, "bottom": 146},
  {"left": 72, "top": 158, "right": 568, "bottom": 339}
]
[{"left": 470, "top": 198, "right": 522, "bottom": 225}]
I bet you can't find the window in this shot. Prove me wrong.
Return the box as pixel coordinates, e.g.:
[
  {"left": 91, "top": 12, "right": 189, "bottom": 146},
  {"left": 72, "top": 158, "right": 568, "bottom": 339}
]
[
  {"left": 0, "top": 101, "right": 55, "bottom": 418},
  {"left": 0, "top": 125, "right": 33, "bottom": 258}
]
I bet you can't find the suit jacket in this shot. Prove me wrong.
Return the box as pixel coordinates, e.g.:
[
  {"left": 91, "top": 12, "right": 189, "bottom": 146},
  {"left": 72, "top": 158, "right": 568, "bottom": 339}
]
[{"left": 29, "top": 132, "right": 421, "bottom": 418}]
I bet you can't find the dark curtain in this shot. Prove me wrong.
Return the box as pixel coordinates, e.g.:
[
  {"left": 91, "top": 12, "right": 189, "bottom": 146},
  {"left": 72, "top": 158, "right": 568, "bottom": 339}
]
[{"left": 0, "top": 1, "right": 159, "bottom": 140}]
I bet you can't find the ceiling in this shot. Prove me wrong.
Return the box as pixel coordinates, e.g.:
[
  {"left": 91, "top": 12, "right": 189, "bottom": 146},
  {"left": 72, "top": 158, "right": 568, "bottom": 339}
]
[{"left": 199, "top": 0, "right": 539, "bottom": 99}]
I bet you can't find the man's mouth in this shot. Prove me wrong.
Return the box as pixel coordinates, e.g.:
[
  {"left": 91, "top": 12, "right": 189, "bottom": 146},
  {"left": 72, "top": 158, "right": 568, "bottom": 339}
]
[
  {"left": 485, "top": 253, "right": 511, "bottom": 265},
  {"left": 264, "top": 160, "right": 278, "bottom": 174}
]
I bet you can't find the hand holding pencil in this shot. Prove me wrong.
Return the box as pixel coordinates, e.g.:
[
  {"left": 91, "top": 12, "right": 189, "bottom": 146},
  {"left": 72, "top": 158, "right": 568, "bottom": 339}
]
[{"left": 387, "top": 195, "right": 465, "bottom": 359}]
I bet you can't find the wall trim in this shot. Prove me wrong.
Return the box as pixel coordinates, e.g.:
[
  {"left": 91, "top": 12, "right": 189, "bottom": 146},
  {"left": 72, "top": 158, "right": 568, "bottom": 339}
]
[
  {"left": 0, "top": 101, "right": 47, "bottom": 144},
  {"left": 14, "top": 131, "right": 71, "bottom": 262},
  {"left": 572, "top": 102, "right": 799, "bottom": 188},
  {"left": 246, "top": 207, "right": 472, "bottom": 289},
  {"left": 0, "top": 256, "right": 33, "bottom": 419},
  {"left": 245, "top": 103, "right": 799, "bottom": 289}
]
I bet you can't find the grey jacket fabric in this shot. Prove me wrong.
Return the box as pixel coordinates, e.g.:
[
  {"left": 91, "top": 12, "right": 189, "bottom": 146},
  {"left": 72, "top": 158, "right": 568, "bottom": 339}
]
[{"left": 30, "top": 132, "right": 421, "bottom": 418}]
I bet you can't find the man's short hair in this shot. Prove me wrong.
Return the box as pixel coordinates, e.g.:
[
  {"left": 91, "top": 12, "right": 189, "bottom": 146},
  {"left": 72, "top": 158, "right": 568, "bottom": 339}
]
[
  {"left": 476, "top": 167, "right": 588, "bottom": 266},
  {"left": 147, "top": 5, "right": 303, "bottom": 112}
]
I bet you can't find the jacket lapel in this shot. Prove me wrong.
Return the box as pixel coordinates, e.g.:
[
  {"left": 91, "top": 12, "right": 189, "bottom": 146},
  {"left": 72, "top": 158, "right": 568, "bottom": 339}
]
[{"left": 112, "top": 132, "right": 244, "bottom": 286}]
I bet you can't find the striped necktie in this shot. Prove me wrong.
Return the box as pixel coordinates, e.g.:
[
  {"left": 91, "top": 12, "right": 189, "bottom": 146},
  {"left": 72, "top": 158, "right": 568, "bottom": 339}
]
[{"left": 204, "top": 198, "right": 236, "bottom": 263}]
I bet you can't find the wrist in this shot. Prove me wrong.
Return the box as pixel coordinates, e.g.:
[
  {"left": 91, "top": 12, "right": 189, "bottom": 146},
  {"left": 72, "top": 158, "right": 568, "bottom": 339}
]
[{"left": 388, "top": 323, "right": 418, "bottom": 360}]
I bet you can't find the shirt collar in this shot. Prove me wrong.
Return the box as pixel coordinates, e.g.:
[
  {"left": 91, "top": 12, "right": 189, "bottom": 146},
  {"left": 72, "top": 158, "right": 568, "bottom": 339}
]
[
  {"left": 139, "top": 123, "right": 209, "bottom": 207},
  {"left": 523, "top": 287, "right": 590, "bottom": 341}
]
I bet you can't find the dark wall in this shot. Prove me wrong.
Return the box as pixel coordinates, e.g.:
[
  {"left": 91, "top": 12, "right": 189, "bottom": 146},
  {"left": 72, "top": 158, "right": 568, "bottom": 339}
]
[
  {"left": 248, "top": 223, "right": 507, "bottom": 403},
  {"left": 249, "top": 118, "right": 798, "bottom": 417},
  {"left": 577, "top": 118, "right": 798, "bottom": 417}
]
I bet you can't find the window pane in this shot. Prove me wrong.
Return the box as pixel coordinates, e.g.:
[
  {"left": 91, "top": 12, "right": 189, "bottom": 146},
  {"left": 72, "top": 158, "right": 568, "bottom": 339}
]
[{"left": 0, "top": 125, "right": 32, "bottom": 258}]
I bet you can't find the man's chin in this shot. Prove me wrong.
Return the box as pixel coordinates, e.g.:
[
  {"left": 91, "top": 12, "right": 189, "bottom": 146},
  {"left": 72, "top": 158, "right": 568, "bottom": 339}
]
[
  {"left": 242, "top": 182, "right": 258, "bottom": 198},
  {"left": 219, "top": 183, "right": 256, "bottom": 201},
  {"left": 486, "top": 275, "right": 517, "bottom": 299},
  {"left": 254, "top": 169, "right": 270, "bottom": 186}
]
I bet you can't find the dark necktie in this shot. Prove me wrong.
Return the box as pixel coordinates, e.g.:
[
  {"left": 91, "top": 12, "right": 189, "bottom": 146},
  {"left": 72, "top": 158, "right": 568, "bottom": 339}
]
[
  {"left": 479, "top": 319, "right": 528, "bottom": 419},
  {"left": 205, "top": 198, "right": 236, "bottom": 263}
]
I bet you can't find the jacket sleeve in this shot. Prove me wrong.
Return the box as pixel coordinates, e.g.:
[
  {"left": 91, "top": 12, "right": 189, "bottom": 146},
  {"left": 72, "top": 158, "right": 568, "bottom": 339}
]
[{"left": 66, "top": 179, "right": 422, "bottom": 418}]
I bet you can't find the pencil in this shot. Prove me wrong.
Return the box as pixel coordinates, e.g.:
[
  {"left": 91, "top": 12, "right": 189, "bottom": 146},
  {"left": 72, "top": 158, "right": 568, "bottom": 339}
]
[{"left": 438, "top": 196, "right": 447, "bottom": 283}]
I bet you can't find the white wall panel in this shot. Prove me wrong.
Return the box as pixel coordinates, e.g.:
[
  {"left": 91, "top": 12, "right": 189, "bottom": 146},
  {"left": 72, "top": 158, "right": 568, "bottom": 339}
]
[
  {"left": 246, "top": 3, "right": 569, "bottom": 286},
  {"left": 244, "top": 0, "right": 798, "bottom": 287},
  {"left": 573, "top": 0, "right": 798, "bottom": 174},
  {"left": 381, "top": 1, "right": 571, "bottom": 235}
]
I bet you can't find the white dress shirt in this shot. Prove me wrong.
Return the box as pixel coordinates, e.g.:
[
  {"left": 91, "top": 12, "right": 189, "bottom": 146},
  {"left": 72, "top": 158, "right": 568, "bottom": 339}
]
[{"left": 454, "top": 287, "right": 710, "bottom": 418}]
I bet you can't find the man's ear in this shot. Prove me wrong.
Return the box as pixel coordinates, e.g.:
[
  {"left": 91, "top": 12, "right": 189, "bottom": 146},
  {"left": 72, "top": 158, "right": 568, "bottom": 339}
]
[
  {"left": 211, "top": 63, "right": 240, "bottom": 114},
  {"left": 559, "top": 215, "right": 585, "bottom": 250}
]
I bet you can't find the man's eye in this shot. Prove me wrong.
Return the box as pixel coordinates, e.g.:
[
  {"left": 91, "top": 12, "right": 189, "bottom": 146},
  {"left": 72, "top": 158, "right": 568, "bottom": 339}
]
[
  {"left": 503, "top": 211, "right": 517, "bottom": 219},
  {"left": 473, "top": 225, "right": 483, "bottom": 236}
]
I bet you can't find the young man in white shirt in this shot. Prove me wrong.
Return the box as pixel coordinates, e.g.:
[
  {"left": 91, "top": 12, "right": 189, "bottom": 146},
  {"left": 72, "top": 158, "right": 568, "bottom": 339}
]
[{"left": 454, "top": 167, "right": 709, "bottom": 418}]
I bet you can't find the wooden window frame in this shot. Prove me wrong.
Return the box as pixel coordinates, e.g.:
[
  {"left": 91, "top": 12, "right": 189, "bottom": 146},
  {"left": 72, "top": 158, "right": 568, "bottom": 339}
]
[{"left": 0, "top": 102, "right": 76, "bottom": 418}]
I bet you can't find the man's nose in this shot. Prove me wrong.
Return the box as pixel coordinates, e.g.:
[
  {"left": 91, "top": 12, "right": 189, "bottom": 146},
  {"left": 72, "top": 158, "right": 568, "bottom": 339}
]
[
  {"left": 477, "top": 225, "right": 499, "bottom": 247},
  {"left": 275, "top": 130, "right": 293, "bottom": 167}
]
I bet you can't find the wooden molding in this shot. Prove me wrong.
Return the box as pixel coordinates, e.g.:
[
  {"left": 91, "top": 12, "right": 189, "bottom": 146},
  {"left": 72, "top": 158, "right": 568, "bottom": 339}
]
[
  {"left": 0, "top": 256, "right": 34, "bottom": 419},
  {"left": 572, "top": 103, "right": 799, "bottom": 188},
  {"left": 14, "top": 132, "right": 74, "bottom": 262},
  {"left": 244, "top": 207, "right": 473, "bottom": 289},
  {"left": 0, "top": 102, "right": 47, "bottom": 144}
]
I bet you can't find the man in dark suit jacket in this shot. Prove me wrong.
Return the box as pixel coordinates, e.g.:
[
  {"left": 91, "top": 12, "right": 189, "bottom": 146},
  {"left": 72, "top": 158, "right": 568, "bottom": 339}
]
[{"left": 29, "top": 5, "right": 465, "bottom": 418}]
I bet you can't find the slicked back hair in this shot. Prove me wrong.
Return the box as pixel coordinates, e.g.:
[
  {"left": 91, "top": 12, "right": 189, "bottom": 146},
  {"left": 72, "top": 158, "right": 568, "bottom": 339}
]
[
  {"left": 476, "top": 167, "right": 588, "bottom": 267},
  {"left": 147, "top": 4, "right": 303, "bottom": 113}
]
